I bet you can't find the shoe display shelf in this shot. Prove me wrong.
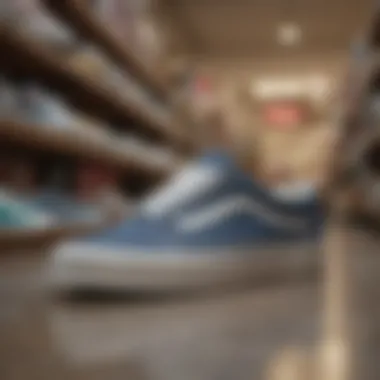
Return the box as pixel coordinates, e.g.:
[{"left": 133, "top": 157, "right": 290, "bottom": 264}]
[{"left": 0, "top": 0, "right": 192, "bottom": 249}]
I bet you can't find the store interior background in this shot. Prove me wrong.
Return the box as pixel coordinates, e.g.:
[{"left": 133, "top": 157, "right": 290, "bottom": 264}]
[
  {"left": 161, "top": 0, "right": 371, "bottom": 183},
  {"left": 0, "top": 1, "right": 376, "bottom": 379}
]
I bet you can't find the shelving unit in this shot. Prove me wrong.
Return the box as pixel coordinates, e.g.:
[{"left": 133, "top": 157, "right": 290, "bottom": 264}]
[
  {"left": 0, "top": 1, "right": 192, "bottom": 246},
  {"left": 0, "top": 25, "right": 188, "bottom": 148},
  {"left": 40, "top": 0, "right": 195, "bottom": 152},
  {"left": 0, "top": 120, "right": 180, "bottom": 177},
  {"left": 43, "top": 0, "right": 169, "bottom": 101}
]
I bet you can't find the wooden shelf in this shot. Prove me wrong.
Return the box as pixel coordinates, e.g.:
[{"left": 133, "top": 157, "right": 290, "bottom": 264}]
[
  {"left": 0, "top": 120, "right": 180, "bottom": 177},
  {"left": 0, "top": 25, "right": 188, "bottom": 149},
  {"left": 43, "top": 0, "right": 169, "bottom": 101}
]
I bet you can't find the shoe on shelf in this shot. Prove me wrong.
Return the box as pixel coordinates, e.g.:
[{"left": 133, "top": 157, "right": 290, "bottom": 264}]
[
  {"left": 48, "top": 150, "right": 324, "bottom": 292},
  {"left": 27, "top": 191, "right": 105, "bottom": 225},
  {"left": 0, "top": 191, "right": 54, "bottom": 230}
]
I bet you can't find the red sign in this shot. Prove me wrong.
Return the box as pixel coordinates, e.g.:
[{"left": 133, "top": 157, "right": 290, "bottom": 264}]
[{"left": 263, "top": 102, "right": 304, "bottom": 129}]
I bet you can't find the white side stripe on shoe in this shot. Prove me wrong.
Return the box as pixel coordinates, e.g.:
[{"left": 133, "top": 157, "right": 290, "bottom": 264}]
[
  {"left": 142, "top": 164, "right": 223, "bottom": 217},
  {"left": 177, "top": 195, "right": 307, "bottom": 233}
]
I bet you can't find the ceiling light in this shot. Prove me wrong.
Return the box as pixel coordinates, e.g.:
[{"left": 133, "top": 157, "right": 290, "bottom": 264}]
[
  {"left": 250, "top": 75, "right": 329, "bottom": 100},
  {"left": 251, "top": 78, "right": 303, "bottom": 98},
  {"left": 277, "top": 23, "right": 302, "bottom": 46}
]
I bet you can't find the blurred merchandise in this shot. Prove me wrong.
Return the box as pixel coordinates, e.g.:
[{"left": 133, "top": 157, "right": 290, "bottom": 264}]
[
  {"left": 0, "top": 161, "right": 108, "bottom": 225},
  {"left": 0, "top": 0, "right": 73, "bottom": 44},
  {"left": 0, "top": 189, "right": 54, "bottom": 229},
  {"left": 27, "top": 190, "right": 105, "bottom": 225},
  {"left": 0, "top": 80, "right": 119, "bottom": 142},
  {"left": 17, "top": 85, "right": 76, "bottom": 129},
  {"left": 0, "top": 81, "right": 76, "bottom": 130}
]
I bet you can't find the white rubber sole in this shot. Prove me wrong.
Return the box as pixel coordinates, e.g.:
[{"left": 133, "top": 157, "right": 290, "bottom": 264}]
[{"left": 47, "top": 241, "right": 320, "bottom": 292}]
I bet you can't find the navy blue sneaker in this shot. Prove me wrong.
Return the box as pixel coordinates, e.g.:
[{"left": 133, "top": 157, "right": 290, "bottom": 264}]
[{"left": 49, "top": 151, "right": 324, "bottom": 291}]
